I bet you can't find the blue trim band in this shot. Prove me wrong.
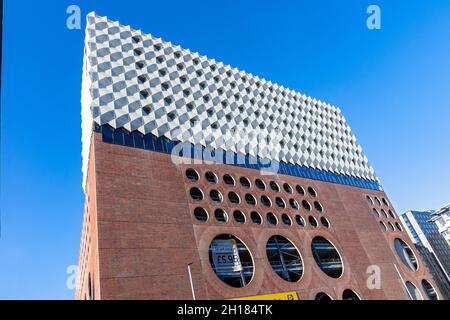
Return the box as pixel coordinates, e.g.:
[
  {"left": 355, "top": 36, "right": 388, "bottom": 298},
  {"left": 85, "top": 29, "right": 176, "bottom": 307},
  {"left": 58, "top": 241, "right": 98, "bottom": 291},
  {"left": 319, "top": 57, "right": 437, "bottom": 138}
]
[{"left": 95, "top": 124, "right": 382, "bottom": 191}]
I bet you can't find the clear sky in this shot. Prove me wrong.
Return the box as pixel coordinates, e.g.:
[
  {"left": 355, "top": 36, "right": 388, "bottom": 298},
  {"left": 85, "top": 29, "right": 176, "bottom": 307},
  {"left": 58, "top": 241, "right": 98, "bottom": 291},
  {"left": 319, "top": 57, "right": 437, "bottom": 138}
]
[{"left": 1, "top": 0, "right": 449, "bottom": 299}]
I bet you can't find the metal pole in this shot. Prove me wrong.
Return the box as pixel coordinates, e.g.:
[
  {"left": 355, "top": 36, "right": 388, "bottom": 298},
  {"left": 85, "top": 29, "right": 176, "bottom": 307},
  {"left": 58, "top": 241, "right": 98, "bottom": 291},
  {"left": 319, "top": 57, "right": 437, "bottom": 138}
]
[{"left": 187, "top": 263, "right": 196, "bottom": 300}]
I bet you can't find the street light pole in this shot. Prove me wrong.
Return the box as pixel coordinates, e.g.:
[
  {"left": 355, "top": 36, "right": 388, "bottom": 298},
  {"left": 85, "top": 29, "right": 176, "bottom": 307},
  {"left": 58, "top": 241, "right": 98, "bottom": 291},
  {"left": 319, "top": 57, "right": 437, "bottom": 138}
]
[{"left": 187, "top": 263, "right": 196, "bottom": 300}]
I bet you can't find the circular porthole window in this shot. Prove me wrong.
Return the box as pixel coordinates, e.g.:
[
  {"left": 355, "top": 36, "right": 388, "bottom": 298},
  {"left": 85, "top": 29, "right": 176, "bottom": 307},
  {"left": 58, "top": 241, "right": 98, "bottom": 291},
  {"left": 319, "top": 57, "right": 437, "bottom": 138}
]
[
  {"left": 296, "top": 185, "right": 305, "bottom": 195},
  {"left": 307, "top": 187, "right": 317, "bottom": 197},
  {"left": 394, "top": 238, "right": 418, "bottom": 271},
  {"left": 250, "top": 211, "right": 262, "bottom": 225},
  {"left": 302, "top": 200, "right": 312, "bottom": 211},
  {"left": 320, "top": 217, "right": 330, "bottom": 228},
  {"left": 255, "top": 179, "right": 266, "bottom": 190},
  {"left": 380, "top": 209, "right": 388, "bottom": 218},
  {"left": 373, "top": 209, "right": 380, "bottom": 217},
  {"left": 382, "top": 198, "right": 389, "bottom": 206},
  {"left": 374, "top": 197, "right": 381, "bottom": 206},
  {"left": 308, "top": 216, "right": 318, "bottom": 228},
  {"left": 270, "top": 181, "right": 280, "bottom": 192},
  {"left": 314, "top": 201, "right": 323, "bottom": 212},
  {"left": 379, "top": 221, "right": 387, "bottom": 231},
  {"left": 245, "top": 193, "right": 257, "bottom": 206},
  {"left": 239, "top": 177, "right": 251, "bottom": 188},
  {"left": 266, "top": 212, "right": 278, "bottom": 225},
  {"left": 193, "top": 207, "right": 208, "bottom": 222},
  {"left": 342, "top": 289, "right": 361, "bottom": 300},
  {"left": 223, "top": 174, "right": 235, "bottom": 186},
  {"left": 228, "top": 192, "right": 240, "bottom": 204},
  {"left": 283, "top": 183, "right": 293, "bottom": 194},
  {"left": 233, "top": 210, "right": 246, "bottom": 224},
  {"left": 311, "top": 237, "right": 343, "bottom": 278},
  {"left": 205, "top": 171, "right": 218, "bottom": 184},
  {"left": 210, "top": 189, "right": 223, "bottom": 202},
  {"left": 261, "top": 195, "right": 272, "bottom": 207},
  {"left": 366, "top": 195, "right": 373, "bottom": 205},
  {"left": 389, "top": 210, "right": 396, "bottom": 219},
  {"left": 387, "top": 222, "right": 395, "bottom": 231},
  {"left": 405, "top": 281, "right": 423, "bottom": 300},
  {"left": 289, "top": 199, "right": 299, "bottom": 210},
  {"left": 421, "top": 279, "right": 438, "bottom": 300},
  {"left": 190, "top": 187, "right": 204, "bottom": 200},
  {"left": 315, "top": 292, "right": 332, "bottom": 301},
  {"left": 214, "top": 209, "right": 228, "bottom": 223},
  {"left": 281, "top": 214, "right": 292, "bottom": 226},
  {"left": 186, "top": 169, "right": 199, "bottom": 181},
  {"left": 209, "top": 234, "right": 254, "bottom": 288},
  {"left": 395, "top": 222, "right": 403, "bottom": 231},
  {"left": 275, "top": 197, "right": 286, "bottom": 208},
  {"left": 266, "top": 235, "right": 303, "bottom": 282},
  {"left": 295, "top": 215, "right": 305, "bottom": 227}
]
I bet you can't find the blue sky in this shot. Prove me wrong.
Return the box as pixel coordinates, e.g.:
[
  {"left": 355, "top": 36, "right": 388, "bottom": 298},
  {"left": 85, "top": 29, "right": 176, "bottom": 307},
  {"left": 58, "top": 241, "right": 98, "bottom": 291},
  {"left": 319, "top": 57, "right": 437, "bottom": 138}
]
[{"left": 1, "top": 0, "right": 449, "bottom": 299}]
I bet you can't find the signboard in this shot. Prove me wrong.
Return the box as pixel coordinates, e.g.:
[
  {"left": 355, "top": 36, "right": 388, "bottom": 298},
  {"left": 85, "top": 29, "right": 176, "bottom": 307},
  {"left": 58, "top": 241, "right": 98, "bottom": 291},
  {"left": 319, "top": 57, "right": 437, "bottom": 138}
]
[
  {"left": 211, "top": 239, "right": 242, "bottom": 272},
  {"left": 229, "top": 291, "right": 299, "bottom": 300}
]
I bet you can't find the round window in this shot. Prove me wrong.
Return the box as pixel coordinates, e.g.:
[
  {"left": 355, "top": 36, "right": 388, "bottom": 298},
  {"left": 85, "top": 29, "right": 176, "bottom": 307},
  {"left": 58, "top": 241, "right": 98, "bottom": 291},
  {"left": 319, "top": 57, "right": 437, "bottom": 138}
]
[
  {"left": 190, "top": 187, "right": 203, "bottom": 200},
  {"left": 295, "top": 215, "right": 305, "bottom": 227},
  {"left": 315, "top": 292, "right": 332, "bottom": 301},
  {"left": 405, "top": 281, "right": 423, "bottom": 300},
  {"left": 205, "top": 171, "right": 218, "bottom": 184},
  {"left": 214, "top": 209, "right": 228, "bottom": 223},
  {"left": 193, "top": 207, "right": 208, "bottom": 222},
  {"left": 320, "top": 217, "right": 330, "bottom": 228},
  {"left": 228, "top": 192, "right": 240, "bottom": 204},
  {"left": 266, "top": 212, "right": 278, "bottom": 225},
  {"left": 394, "top": 238, "right": 418, "bottom": 271},
  {"left": 283, "top": 183, "right": 293, "bottom": 194},
  {"left": 255, "top": 179, "right": 266, "bottom": 190},
  {"left": 210, "top": 189, "right": 223, "bottom": 202},
  {"left": 223, "top": 174, "right": 235, "bottom": 186},
  {"left": 421, "top": 279, "right": 438, "bottom": 300},
  {"left": 281, "top": 214, "right": 292, "bottom": 226},
  {"left": 296, "top": 185, "right": 305, "bottom": 195},
  {"left": 250, "top": 211, "right": 262, "bottom": 225},
  {"left": 186, "top": 169, "right": 199, "bottom": 181},
  {"left": 302, "top": 200, "right": 312, "bottom": 211},
  {"left": 270, "top": 181, "right": 280, "bottom": 192},
  {"left": 308, "top": 216, "right": 318, "bottom": 228},
  {"left": 342, "top": 289, "right": 361, "bottom": 300},
  {"left": 311, "top": 236, "right": 343, "bottom": 278},
  {"left": 307, "top": 187, "right": 317, "bottom": 197},
  {"left": 233, "top": 210, "right": 246, "bottom": 224},
  {"left": 314, "top": 201, "right": 323, "bottom": 212},
  {"left": 266, "top": 236, "right": 303, "bottom": 282},
  {"left": 209, "top": 234, "right": 254, "bottom": 288},
  {"left": 245, "top": 193, "right": 257, "bottom": 206},
  {"left": 275, "top": 197, "right": 286, "bottom": 208},
  {"left": 289, "top": 199, "right": 299, "bottom": 210},
  {"left": 239, "top": 177, "right": 251, "bottom": 188},
  {"left": 261, "top": 195, "right": 272, "bottom": 207}
]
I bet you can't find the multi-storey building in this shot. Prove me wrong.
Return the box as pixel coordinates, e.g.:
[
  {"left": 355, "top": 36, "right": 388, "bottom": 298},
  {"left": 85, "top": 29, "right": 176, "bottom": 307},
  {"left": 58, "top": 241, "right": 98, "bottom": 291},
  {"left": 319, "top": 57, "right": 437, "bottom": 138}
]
[
  {"left": 76, "top": 12, "right": 440, "bottom": 300},
  {"left": 400, "top": 210, "right": 450, "bottom": 299},
  {"left": 431, "top": 204, "right": 450, "bottom": 247}
]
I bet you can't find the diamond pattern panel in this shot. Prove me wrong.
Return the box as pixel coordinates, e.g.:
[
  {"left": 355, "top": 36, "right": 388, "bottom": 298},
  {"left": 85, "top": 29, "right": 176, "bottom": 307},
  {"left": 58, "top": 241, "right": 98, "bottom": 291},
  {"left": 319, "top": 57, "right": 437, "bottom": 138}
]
[{"left": 81, "top": 12, "right": 377, "bottom": 188}]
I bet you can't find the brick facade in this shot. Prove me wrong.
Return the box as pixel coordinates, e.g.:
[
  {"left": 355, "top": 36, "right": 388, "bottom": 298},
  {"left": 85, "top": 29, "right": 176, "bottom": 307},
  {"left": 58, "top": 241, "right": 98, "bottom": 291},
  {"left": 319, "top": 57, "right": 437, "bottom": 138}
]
[{"left": 76, "top": 132, "right": 440, "bottom": 300}]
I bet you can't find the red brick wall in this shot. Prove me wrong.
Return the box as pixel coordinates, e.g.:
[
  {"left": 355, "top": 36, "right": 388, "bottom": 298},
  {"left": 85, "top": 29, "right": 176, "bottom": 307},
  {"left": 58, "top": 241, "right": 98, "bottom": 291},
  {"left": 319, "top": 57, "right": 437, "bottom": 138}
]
[{"left": 76, "top": 132, "right": 440, "bottom": 300}]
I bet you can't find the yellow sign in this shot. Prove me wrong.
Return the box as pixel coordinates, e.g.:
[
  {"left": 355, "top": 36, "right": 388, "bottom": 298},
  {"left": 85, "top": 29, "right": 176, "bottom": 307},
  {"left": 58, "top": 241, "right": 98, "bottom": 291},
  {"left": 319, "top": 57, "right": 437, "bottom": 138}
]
[{"left": 229, "top": 291, "right": 299, "bottom": 300}]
